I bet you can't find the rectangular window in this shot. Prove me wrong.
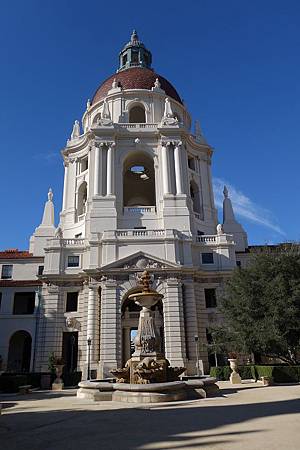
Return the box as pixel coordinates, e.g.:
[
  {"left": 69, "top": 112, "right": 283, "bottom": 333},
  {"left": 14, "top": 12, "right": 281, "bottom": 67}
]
[
  {"left": 205, "top": 288, "right": 217, "bottom": 308},
  {"left": 66, "top": 292, "right": 78, "bottom": 312},
  {"left": 13, "top": 292, "right": 35, "bottom": 314},
  {"left": 67, "top": 256, "right": 80, "bottom": 267},
  {"left": 202, "top": 253, "right": 214, "bottom": 264},
  {"left": 188, "top": 157, "right": 195, "bottom": 170},
  {"left": 1, "top": 265, "right": 13, "bottom": 279},
  {"left": 38, "top": 265, "right": 44, "bottom": 275},
  {"left": 236, "top": 260, "right": 241, "bottom": 268}
]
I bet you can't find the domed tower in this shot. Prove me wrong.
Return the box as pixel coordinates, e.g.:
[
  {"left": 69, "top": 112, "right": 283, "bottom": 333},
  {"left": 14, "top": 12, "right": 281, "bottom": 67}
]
[
  {"left": 40, "top": 33, "right": 239, "bottom": 379},
  {"left": 59, "top": 30, "right": 218, "bottom": 249}
]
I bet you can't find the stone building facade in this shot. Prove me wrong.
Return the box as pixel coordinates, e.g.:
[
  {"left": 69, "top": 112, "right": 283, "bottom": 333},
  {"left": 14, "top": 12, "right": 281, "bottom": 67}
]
[{"left": 0, "top": 32, "right": 249, "bottom": 378}]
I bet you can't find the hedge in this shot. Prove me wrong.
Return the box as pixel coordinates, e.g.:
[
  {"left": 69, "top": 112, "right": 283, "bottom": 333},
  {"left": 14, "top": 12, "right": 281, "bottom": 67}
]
[
  {"left": 210, "top": 365, "right": 300, "bottom": 383},
  {"left": 0, "top": 371, "right": 82, "bottom": 392}
]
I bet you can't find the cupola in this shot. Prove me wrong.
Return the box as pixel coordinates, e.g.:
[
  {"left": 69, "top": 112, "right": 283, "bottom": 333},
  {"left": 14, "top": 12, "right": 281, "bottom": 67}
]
[{"left": 118, "top": 30, "right": 152, "bottom": 72}]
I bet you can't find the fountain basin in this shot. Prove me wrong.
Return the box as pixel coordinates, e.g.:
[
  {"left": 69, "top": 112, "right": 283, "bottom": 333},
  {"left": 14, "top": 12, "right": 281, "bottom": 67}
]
[{"left": 76, "top": 377, "right": 218, "bottom": 403}]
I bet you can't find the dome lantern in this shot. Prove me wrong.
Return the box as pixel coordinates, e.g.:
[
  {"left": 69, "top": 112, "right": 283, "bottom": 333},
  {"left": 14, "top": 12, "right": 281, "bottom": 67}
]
[{"left": 118, "top": 30, "right": 152, "bottom": 72}]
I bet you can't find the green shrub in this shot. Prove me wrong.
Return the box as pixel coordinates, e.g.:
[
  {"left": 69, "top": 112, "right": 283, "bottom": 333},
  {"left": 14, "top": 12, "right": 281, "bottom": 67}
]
[
  {"left": 272, "top": 366, "right": 299, "bottom": 383},
  {"left": 0, "top": 375, "right": 27, "bottom": 393},
  {"left": 210, "top": 364, "right": 300, "bottom": 383},
  {"left": 210, "top": 366, "right": 231, "bottom": 380},
  {"left": 63, "top": 371, "right": 82, "bottom": 387}
]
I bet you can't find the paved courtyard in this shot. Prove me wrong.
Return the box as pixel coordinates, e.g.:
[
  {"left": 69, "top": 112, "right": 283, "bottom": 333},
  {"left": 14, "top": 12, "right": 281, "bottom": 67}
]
[{"left": 0, "top": 382, "right": 300, "bottom": 450}]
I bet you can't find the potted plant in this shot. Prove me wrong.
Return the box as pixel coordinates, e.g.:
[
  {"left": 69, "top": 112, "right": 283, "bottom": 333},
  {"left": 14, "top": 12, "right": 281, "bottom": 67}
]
[
  {"left": 51, "top": 355, "right": 65, "bottom": 390},
  {"left": 227, "top": 352, "right": 241, "bottom": 384}
]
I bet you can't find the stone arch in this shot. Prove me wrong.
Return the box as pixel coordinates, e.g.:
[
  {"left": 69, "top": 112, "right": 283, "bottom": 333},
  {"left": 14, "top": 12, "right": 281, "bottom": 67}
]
[
  {"left": 7, "top": 330, "right": 32, "bottom": 372},
  {"left": 190, "top": 180, "right": 202, "bottom": 214},
  {"left": 123, "top": 151, "right": 156, "bottom": 207},
  {"left": 77, "top": 181, "right": 87, "bottom": 216}
]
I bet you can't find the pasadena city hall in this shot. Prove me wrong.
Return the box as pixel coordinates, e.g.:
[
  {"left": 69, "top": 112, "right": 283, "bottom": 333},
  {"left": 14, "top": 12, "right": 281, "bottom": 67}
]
[{"left": 0, "top": 32, "right": 250, "bottom": 379}]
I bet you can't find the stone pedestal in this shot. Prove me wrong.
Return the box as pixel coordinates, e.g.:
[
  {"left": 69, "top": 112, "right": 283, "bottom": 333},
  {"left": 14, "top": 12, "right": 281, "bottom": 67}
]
[{"left": 52, "top": 382, "right": 64, "bottom": 391}]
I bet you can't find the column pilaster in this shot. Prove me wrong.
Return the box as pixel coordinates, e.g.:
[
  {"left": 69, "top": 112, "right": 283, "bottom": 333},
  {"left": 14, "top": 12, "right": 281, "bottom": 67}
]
[
  {"left": 161, "top": 141, "right": 171, "bottom": 194},
  {"left": 99, "top": 277, "right": 120, "bottom": 378},
  {"left": 86, "top": 282, "right": 100, "bottom": 367},
  {"left": 62, "top": 161, "right": 69, "bottom": 210},
  {"left": 174, "top": 141, "right": 183, "bottom": 194},
  {"left": 93, "top": 144, "right": 100, "bottom": 196},
  {"left": 106, "top": 142, "right": 115, "bottom": 196},
  {"left": 163, "top": 278, "right": 186, "bottom": 368}
]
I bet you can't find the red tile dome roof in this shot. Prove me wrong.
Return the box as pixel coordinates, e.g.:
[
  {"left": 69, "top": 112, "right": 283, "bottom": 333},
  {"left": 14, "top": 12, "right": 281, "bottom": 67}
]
[{"left": 91, "top": 67, "right": 182, "bottom": 105}]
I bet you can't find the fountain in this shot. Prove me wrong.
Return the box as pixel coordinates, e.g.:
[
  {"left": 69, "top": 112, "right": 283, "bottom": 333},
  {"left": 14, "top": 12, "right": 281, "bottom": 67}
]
[{"left": 77, "top": 271, "right": 218, "bottom": 403}]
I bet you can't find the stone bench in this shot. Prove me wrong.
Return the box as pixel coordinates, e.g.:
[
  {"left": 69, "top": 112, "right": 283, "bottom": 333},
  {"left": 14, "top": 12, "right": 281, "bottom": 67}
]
[{"left": 18, "top": 385, "right": 32, "bottom": 394}]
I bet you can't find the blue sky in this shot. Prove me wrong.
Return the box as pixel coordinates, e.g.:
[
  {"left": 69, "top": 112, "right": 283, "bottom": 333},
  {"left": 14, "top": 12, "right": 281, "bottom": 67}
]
[{"left": 0, "top": 0, "right": 299, "bottom": 249}]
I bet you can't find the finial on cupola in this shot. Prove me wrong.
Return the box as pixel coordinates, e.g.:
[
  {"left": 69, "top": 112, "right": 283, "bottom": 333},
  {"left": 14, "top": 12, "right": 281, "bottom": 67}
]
[{"left": 131, "top": 29, "right": 139, "bottom": 44}]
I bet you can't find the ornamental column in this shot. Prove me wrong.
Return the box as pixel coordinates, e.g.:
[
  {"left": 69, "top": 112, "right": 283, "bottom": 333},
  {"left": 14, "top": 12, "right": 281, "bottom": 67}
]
[
  {"left": 106, "top": 142, "right": 115, "bottom": 196},
  {"left": 174, "top": 141, "right": 183, "bottom": 194},
  {"left": 93, "top": 144, "right": 100, "bottom": 196},
  {"left": 86, "top": 282, "right": 99, "bottom": 370},
  {"left": 62, "top": 161, "right": 69, "bottom": 210},
  {"left": 99, "top": 278, "right": 120, "bottom": 378},
  {"left": 161, "top": 141, "right": 171, "bottom": 194},
  {"left": 163, "top": 278, "right": 186, "bottom": 368}
]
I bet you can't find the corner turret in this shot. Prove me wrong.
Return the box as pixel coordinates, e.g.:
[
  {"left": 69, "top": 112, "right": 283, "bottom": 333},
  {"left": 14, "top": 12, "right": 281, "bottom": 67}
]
[
  {"left": 222, "top": 186, "right": 248, "bottom": 252},
  {"left": 29, "top": 188, "right": 56, "bottom": 256}
]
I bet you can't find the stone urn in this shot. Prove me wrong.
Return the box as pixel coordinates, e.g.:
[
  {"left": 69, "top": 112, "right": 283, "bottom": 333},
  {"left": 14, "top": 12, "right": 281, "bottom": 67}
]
[
  {"left": 228, "top": 358, "right": 241, "bottom": 384},
  {"left": 52, "top": 364, "right": 64, "bottom": 391}
]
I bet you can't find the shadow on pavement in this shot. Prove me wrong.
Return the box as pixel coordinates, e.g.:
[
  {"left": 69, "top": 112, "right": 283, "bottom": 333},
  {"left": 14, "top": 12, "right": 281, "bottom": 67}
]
[{"left": 0, "top": 397, "right": 300, "bottom": 450}]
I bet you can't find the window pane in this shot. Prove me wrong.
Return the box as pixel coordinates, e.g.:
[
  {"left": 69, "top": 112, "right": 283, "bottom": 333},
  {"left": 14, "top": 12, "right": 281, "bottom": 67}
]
[
  {"left": 202, "top": 253, "right": 214, "bottom": 264},
  {"left": 66, "top": 292, "right": 78, "bottom": 312},
  {"left": 13, "top": 292, "right": 35, "bottom": 314},
  {"left": 67, "top": 256, "right": 79, "bottom": 267},
  {"left": 205, "top": 288, "right": 217, "bottom": 308},
  {"left": 38, "top": 266, "right": 44, "bottom": 275},
  {"left": 1, "top": 265, "right": 13, "bottom": 279}
]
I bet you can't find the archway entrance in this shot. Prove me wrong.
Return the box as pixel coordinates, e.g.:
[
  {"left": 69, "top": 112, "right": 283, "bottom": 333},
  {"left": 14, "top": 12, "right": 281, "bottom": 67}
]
[
  {"left": 7, "top": 330, "right": 32, "bottom": 372},
  {"left": 121, "top": 291, "right": 164, "bottom": 365}
]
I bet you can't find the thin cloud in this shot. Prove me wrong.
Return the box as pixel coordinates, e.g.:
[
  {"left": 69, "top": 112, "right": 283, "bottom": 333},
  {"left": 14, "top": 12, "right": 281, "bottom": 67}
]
[
  {"left": 33, "top": 152, "right": 60, "bottom": 162},
  {"left": 213, "top": 177, "right": 285, "bottom": 236}
]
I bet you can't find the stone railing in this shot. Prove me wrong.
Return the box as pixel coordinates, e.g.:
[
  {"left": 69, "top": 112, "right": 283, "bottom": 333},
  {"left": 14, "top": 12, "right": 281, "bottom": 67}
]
[
  {"left": 197, "top": 235, "right": 217, "bottom": 244},
  {"left": 60, "top": 239, "right": 85, "bottom": 247},
  {"left": 118, "top": 123, "right": 157, "bottom": 130},
  {"left": 115, "top": 229, "right": 165, "bottom": 239},
  {"left": 196, "top": 234, "right": 234, "bottom": 245},
  {"left": 123, "top": 206, "right": 156, "bottom": 214}
]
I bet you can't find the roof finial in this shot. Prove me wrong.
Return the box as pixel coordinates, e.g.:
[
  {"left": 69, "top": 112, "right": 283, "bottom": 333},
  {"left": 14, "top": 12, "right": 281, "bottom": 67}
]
[
  {"left": 131, "top": 29, "right": 139, "bottom": 44},
  {"left": 48, "top": 188, "right": 53, "bottom": 202},
  {"left": 223, "top": 185, "right": 229, "bottom": 198}
]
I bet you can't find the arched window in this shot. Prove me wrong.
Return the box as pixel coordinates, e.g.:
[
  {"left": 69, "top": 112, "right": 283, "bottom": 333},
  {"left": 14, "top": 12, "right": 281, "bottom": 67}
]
[
  {"left": 123, "top": 152, "right": 155, "bottom": 207},
  {"left": 129, "top": 105, "right": 146, "bottom": 123},
  {"left": 7, "top": 330, "right": 32, "bottom": 372},
  {"left": 77, "top": 181, "right": 87, "bottom": 216},
  {"left": 190, "top": 180, "right": 202, "bottom": 214}
]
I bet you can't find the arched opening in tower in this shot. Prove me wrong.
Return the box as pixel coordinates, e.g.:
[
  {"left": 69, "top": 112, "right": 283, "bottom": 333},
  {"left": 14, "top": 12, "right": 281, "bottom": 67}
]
[
  {"left": 190, "top": 180, "right": 202, "bottom": 214},
  {"left": 123, "top": 152, "right": 156, "bottom": 207},
  {"left": 77, "top": 181, "right": 87, "bottom": 216},
  {"left": 7, "top": 330, "right": 32, "bottom": 372},
  {"left": 129, "top": 105, "right": 146, "bottom": 123}
]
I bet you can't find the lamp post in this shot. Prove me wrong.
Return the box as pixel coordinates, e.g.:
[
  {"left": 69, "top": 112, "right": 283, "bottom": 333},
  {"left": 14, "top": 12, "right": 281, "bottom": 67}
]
[
  {"left": 87, "top": 337, "right": 92, "bottom": 380},
  {"left": 194, "top": 335, "right": 200, "bottom": 376}
]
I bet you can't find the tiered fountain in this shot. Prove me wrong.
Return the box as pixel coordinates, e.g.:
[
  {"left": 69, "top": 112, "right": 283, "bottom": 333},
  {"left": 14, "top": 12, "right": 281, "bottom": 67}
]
[{"left": 77, "top": 271, "right": 218, "bottom": 403}]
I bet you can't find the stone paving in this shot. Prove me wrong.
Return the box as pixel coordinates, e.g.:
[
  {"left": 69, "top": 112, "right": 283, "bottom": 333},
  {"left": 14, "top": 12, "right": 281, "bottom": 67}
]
[{"left": 0, "top": 382, "right": 300, "bottom": 450}]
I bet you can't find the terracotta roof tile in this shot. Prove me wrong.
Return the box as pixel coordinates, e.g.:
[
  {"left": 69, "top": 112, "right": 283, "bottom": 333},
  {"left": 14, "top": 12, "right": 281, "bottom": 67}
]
[
  {"left": 0, "top": 249, "right": 34, "bottom": 259},
  {"left": 92, "top": 67, "right": 182, "bottom": 104}
]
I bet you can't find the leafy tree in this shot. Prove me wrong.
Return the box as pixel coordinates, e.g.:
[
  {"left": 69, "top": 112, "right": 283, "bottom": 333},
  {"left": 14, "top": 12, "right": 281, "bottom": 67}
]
[{"left": 219, "top": 247, "right": 300, "bottom": 365}]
